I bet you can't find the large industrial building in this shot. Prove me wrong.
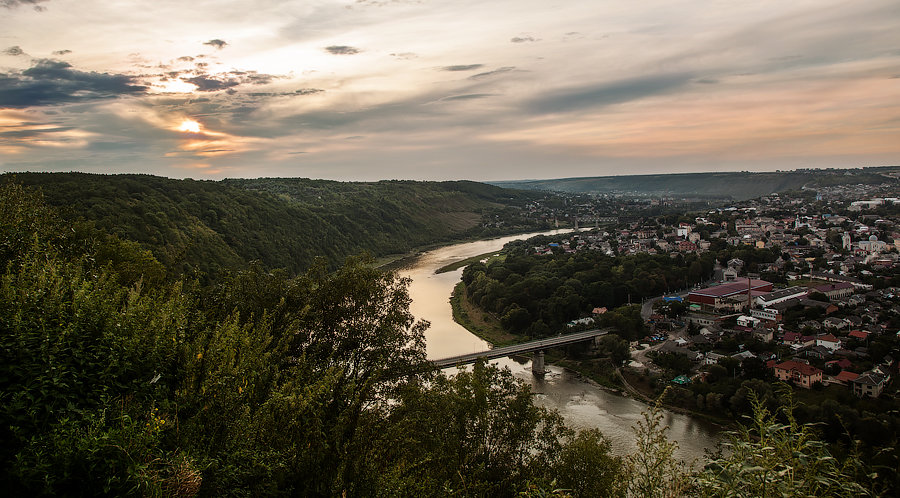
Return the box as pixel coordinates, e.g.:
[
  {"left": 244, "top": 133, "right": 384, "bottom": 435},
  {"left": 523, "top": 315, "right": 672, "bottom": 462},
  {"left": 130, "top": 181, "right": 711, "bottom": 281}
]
[{"left": 688, "top": 278, "right": 773, "bottom": 312}]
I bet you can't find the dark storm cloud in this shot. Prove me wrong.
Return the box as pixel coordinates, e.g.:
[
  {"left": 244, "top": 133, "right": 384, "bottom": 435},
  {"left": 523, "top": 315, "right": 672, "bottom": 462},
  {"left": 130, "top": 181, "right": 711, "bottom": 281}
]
[
  {"left": 0, "top": 59, "right": 147, "bottom": 108},
  {"left": 510, "top": 36, "right": 537, "bottom": 43},
  {"left": 203, "top": 39, "right": 228, "bottom": 49},
  {"left": 325, "top": 45, "right": 361, "bottom": 55},
  {"left": 468, "top": 66, "right": 516, "bottom": 80},
  {"left": 52, "top": 49, "right": 71, "bottom": 56},
  {"left": 1, "top": 0, "right": 49, "bottom": 10},
  {"left": 526, "top": 73, "right": 693, "bottom": 114},
  {"left": 441, "top": 64, "right": 484, "bottom": 72},
  {"left": 4, "top": 46, "right": 25, "bottom": 56}
]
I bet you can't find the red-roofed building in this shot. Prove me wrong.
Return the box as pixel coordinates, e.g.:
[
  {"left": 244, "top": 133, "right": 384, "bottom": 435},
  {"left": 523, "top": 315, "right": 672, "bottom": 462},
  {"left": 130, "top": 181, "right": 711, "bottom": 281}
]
[
  {"left": 826, "top": 358, "right": 853, "bottom": 370},
  {"left": 848, "top": 330, "right": 869, "bottom": 340},
  {"left": 835, "top": 371, "right": 860, "bottom": 384},
  {"left": 816, "top": 334, "right": 841, "bottom": 352},
  {"left": 773, "top": 360, "right": 823, "bottom": 388},
  {"left": 688, "top": 278, "right": 773, "bottom": 312}
]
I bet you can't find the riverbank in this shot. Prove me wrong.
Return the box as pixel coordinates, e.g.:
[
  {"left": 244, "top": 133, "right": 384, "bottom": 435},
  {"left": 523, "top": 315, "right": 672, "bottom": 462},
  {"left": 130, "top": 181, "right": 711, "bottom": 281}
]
[
  {"left": 450, "top": 278, "right": 730, "bottom": 429},
  {"left": 619, "top": 368, "right": 733, "bottom": 428},
  {"left": 374, "top": 226, "right": 562, "bottom": 271},
  {"left": 450, "top": 282, "right": 519, "bottom": 346}
]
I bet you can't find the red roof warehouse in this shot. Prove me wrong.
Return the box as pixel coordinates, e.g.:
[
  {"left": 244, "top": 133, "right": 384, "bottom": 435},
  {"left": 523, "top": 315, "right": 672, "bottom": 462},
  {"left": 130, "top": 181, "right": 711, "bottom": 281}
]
[{"left": 688, "top": 278, "right": 773, "bottom": 311}]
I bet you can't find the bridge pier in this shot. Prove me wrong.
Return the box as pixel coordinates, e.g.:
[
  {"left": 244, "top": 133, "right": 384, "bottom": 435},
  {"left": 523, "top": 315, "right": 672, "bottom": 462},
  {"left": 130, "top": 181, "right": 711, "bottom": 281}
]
[{"left": 532, "top": 351, "right": 545, "bottom": 376}]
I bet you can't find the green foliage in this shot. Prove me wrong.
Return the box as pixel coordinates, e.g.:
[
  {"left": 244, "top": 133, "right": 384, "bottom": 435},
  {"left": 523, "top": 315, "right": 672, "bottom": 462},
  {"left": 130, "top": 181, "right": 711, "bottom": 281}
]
[
  {"left": 1, "top": 181, "right": 893, "bottom": 496},
  {"left": 553, "top": 429, "right": 624, "bottom": 497},
  {"left": 372, "top": 360, "right": 572, "bottom": 497},
  {"left": 625, "top": 394, "right": 692, "bottom": 498},
  {"left": 9, "top": 173, "right": 547, "bottom": 279},
  {"left": 696, "top": 390, "right": 874, "bottom": 497},
  {"left": 461, "top": 245, "right": 692, "bottom": 337}
]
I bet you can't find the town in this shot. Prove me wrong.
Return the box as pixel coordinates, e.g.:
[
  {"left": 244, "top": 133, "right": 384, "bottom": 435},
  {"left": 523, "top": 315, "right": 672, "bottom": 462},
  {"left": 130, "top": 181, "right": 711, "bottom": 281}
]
[{"left": 519, "top": 180, "right": 899, "bottom": 403}]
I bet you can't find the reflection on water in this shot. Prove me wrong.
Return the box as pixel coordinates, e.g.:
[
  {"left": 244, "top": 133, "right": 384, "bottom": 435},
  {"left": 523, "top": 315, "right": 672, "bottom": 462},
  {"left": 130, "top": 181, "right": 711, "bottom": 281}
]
[{"left": 398, "top": 230, "right": 720, "bottom": 463}]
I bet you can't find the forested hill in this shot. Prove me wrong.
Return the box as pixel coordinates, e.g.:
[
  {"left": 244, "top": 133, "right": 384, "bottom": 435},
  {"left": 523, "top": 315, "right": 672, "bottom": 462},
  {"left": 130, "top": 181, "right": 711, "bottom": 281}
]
[
  {"left": 5, "top": 173, "right": 546, "bottom": 277},
  {"left": 490, "top": 167, "right": 899, "bottom": 200}
]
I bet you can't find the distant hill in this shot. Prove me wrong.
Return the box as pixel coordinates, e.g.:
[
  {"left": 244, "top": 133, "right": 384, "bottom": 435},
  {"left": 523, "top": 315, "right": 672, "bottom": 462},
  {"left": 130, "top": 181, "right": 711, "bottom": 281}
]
[
  {"left": 489, "top": 167, "right": 899, "bottom": 200},
  {"left": 6, "top": 173, "right": 546, "bottom": 278}
]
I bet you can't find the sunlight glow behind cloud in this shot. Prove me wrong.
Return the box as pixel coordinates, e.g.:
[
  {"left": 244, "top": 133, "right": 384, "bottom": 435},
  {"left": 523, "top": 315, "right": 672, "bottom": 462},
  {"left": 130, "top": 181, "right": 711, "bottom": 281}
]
[{"left": 0, "top": 0, "right": 898, "bottom": 180}]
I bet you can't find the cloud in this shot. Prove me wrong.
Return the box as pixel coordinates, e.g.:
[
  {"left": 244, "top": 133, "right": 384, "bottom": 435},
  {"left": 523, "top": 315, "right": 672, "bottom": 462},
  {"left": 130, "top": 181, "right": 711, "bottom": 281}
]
[
  {"left": 203, "top": 39, "right": 228, "bottom": 49},
  {"left": 1, "top": 0, "right": 49, "bottom": 11},
  {"left": 184, "top": 76, "right": 240, "bottom": 92},
  {"left": 4, "top": 46, "right": 25, "bottom": 56},
  {"left": 51, "top": 49, "right": 71, "bottom": 56},
  {"left": 526, "top": 73, "right": 694, "bottom": 114},
  {"left": 324, "top": 45, "right": 361, "bottom": 55},
  {"left": 0, "top": 59, "right": 147, "bottom": 108},
  {"left": 468, "top": 66, "right": 516, "bottom": 80},
  {"left": 441, "top": 64, "right": 483, "bottom": 72},
  {"left": 295, "top": 88, "right": 324, "bottom": 95},
  {"left": 177, "top": 56, "right": 194, "bottom": 62},
  {"left": 510, "top": 36, "right": 537, "bottom": 43},
  {"left": 390, "top": 52, "right": 417, "bottom": 60},
  {"left": 440, "top": 93, "right": 496, "bottom": 101}
]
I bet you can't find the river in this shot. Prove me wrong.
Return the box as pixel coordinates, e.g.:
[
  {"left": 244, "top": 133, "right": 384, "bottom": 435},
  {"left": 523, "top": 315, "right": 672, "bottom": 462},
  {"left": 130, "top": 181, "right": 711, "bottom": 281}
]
[{"left": 397, "top": 230, "right": 721, "bottom": 463}]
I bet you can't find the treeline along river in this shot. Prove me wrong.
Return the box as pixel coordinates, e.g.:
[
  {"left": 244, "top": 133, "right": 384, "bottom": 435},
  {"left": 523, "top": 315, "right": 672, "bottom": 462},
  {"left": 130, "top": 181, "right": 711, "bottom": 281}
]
[{"left": 397, "top": 230, "right": 720, "bottom": 462}]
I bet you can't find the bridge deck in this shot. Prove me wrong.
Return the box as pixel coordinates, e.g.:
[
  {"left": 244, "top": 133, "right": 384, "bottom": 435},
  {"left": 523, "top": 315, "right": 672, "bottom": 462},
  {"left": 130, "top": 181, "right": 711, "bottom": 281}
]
[{"left": 431, "top": 328, "right": 609, "bottom": 368}]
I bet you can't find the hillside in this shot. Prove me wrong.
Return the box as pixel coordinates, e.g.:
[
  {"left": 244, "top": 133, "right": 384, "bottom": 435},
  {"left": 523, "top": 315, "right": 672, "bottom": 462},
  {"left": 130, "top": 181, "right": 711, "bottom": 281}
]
[
  {"left": 5, "top": 173, "right": 547, "bottom": 277},
  {"left": 489, "top": 167, "right": 899, "bottom": 200}
]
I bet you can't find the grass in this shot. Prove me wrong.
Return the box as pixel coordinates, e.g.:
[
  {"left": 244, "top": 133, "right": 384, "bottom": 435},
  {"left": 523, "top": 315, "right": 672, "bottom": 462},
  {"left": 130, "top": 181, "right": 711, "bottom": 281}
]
[
  {"left": 450, "top": 281, "right": 519, "bottom": 346},
  {"left": 436, "top": 251, "right": 506, "bottom": 274}
]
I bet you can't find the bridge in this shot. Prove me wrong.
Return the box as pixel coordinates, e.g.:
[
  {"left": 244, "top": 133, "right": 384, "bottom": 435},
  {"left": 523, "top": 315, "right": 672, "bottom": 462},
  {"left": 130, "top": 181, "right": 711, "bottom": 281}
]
[{"left": 431, "top": 328, "right": 610, "bottom": 376}]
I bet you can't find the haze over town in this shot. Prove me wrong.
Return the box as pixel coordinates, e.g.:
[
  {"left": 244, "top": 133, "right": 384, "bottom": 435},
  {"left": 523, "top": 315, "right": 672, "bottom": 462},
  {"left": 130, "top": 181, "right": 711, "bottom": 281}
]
[{"left": 1, "top": 0, "right": 899, "bottom": 180}]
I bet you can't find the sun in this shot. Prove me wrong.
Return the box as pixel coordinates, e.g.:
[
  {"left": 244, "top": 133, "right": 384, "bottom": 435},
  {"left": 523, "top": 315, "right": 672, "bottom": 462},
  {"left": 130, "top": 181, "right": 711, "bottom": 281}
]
[{"left": 178, "top": 119, "right": 202, "bottom": 133}]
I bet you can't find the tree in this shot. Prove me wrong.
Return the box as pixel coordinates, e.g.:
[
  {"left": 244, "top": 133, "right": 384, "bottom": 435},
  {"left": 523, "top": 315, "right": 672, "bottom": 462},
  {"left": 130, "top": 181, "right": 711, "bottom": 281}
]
[
  {"left": 625, "top": 394, "right": 691, "bottom": 498},
  {"left": 696, "top": 390, "right": 874, "bottom": 497},
  {"left": 373, "top": 360, "right": 571, "bottom": 497},
  {"left": 554, "top": 429, "right": 624, "bottom": 497},
  {"left": 596, "top": 334, "right": 631, "bottom": 367}
]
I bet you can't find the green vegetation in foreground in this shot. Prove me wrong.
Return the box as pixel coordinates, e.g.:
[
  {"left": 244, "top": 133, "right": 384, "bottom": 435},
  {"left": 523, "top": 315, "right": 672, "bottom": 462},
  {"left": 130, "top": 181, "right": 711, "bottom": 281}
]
[{"left": 1, "top": 181, "right": 888, "bottom": 496}]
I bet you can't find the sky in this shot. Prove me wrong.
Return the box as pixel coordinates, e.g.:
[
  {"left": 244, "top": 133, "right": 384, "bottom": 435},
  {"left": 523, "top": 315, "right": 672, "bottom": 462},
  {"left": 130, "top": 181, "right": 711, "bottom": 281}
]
[{"left": 1, "top": 0, "right": 899, "bottom": 181}]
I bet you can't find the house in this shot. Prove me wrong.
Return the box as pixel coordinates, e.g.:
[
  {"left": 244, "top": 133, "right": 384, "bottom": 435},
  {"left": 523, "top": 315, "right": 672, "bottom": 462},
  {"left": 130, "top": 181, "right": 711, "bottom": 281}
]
[
  {"left": 816, "top": 334, "right": 842, "bottom": 352},
  {"left": 704, "top": 352, "right": 725, "bottom": 365},
  {"left": 592, "top": 307, "right": 608, "bottom": 316},
  {"left": 753, "top": 327, "right": 774, "bottom": 342},
  {"left": 852, "top": 370, "right": 887, "bottom": 398},
  {"left": 848, "top": 330, "right": 870, "bottom": 341},
  {"left": 834, "top": 370, "right": 859, "bottom": 385},
  {"left": 751, "top": 307, "right": 782, "bottom": 324},
  {"left": 804, "top": 345, "right": 832, "bottom": 360},
  {"left": 722, "top": 267, "right": 739, "bottom": 281},
  {"left": 822, "top": 317, "right": 849, "bottom": 330},
  {"left": 773, "top": 360, "right": 823, "bottom": 388},
  {"left": 826, "top": 358, "right": 854, "bottom": 370}
]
